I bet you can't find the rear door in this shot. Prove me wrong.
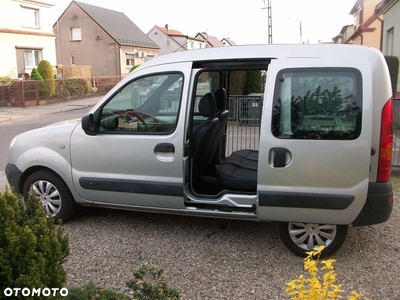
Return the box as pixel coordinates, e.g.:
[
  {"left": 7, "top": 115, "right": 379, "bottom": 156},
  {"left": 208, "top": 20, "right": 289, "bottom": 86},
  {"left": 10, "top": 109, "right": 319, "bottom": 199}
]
[{"left": 257, "top": 58, "right": 372, "bottom": 224}]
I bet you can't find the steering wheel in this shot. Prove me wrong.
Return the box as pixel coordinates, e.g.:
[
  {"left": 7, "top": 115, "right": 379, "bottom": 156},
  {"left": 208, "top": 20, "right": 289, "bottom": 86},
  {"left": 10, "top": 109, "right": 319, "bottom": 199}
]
[{"left": 124, "top": 110, "right": 149, "bottom": 131}]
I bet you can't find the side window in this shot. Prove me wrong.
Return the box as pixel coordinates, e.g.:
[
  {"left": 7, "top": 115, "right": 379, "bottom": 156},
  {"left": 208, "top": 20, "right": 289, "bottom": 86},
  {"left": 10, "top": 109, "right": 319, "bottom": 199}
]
[
  {"left": 272, "top": 68, "right": 362, "bottom": 140},
  {"left": 99, "top": 73, "right": 183, "bottom": 134}
]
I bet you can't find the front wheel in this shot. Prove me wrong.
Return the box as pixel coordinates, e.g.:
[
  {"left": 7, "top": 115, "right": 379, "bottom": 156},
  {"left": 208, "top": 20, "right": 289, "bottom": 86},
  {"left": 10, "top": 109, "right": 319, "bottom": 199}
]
[
  {"left": 23, "top": 169, "right": 76, "bottom": 222},
  {"left": 279, "top": 222, "right": 348, "bottom": 258}
]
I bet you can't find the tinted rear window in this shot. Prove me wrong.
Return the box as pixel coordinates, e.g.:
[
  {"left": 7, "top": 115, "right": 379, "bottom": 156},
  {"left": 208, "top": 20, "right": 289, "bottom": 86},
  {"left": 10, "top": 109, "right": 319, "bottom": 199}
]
[{"left": 272, "top": 68, "right": 362, "bottom": 140}]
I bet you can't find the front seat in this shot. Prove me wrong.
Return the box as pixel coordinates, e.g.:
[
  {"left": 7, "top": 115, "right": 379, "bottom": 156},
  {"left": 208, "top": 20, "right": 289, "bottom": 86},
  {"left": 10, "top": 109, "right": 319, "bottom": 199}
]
[
  {"left": 190, "top": 93, "right": 220, "bottom": 182},
  {"left": 208, "top": 87, "right": 230, "bottom": 165}
]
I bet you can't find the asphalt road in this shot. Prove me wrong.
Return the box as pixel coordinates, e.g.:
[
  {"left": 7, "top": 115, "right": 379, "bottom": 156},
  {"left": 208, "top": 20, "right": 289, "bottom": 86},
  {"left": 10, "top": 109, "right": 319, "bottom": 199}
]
[{"left": 0, "top": 107, "right": 91, "bottom": 191}]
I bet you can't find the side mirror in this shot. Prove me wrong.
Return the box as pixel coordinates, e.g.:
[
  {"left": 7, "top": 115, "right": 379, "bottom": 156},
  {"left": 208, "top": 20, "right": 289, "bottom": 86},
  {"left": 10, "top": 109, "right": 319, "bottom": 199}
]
[{"left": 81, "top": 111, "right": 101, "bottom": 135}]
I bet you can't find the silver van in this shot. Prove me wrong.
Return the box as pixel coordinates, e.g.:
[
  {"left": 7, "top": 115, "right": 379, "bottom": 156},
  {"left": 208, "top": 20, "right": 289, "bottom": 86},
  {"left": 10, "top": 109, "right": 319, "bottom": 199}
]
[{"left": 6, "top": 44, "right": 393, "bottom": 257}]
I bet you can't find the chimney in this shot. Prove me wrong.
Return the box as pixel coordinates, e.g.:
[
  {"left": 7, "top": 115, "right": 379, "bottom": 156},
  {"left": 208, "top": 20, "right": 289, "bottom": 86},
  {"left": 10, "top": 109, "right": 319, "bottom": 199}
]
[{"left": 165, "top": 24, "right": 168, "bottom": 31}]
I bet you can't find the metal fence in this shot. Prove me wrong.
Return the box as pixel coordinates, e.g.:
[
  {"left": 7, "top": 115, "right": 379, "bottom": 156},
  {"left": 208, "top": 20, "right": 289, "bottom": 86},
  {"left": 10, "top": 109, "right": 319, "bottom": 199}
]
[{"left": 226, "top": 96, "right": 262, "bottom": 156}]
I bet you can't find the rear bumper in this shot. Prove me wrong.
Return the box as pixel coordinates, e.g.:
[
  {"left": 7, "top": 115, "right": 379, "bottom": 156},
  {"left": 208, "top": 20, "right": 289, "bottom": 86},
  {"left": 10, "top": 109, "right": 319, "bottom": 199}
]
[
  {"left": 5, "top": 163, "right": 23, "bottom": 194},
  {"left": 352, "top": 181, "right": 393, "bottom": 226}
]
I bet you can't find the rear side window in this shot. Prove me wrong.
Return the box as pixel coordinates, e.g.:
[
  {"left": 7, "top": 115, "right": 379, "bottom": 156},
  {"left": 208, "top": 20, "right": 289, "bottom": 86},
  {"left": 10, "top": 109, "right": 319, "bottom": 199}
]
[{"left": 272, "top": 68, "right": 362, "bottom": 140}]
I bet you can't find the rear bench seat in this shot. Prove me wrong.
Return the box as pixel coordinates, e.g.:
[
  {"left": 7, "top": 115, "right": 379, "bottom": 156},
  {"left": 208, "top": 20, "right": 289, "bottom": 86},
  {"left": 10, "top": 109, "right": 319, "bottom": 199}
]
[{"left": 216, "top": 149, "right": 258, "bottom": 192}]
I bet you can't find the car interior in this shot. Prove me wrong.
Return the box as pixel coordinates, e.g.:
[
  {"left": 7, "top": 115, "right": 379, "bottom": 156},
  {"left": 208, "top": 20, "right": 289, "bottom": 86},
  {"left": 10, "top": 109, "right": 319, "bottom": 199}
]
[{"left": 188, "top": 64, "right": 267, "bottom": 198}]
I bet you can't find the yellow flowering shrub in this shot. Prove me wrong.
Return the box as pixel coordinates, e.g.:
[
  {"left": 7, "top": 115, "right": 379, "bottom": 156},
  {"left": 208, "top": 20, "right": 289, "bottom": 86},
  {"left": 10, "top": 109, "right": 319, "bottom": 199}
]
[{"left": 286, "top": 246, "right": 368, "bottom": 300}]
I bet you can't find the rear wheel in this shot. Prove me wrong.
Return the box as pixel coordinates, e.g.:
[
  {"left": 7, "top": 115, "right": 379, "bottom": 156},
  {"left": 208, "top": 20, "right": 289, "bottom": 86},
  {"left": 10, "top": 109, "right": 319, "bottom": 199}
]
[
  {"left": 279, "top": 222, "right": 348, "bottom": 258},
  {"left": 23, "top": 169, "right": 76, "bottom": 222}
]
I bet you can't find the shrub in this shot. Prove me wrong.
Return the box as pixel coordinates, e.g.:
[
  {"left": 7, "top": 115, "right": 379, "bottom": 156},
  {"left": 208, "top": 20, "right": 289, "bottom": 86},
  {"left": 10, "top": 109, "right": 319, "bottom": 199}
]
[
  {"left": 126, "top": 263, "right": 182, "bottom": 299},
  {"left": 37, "top": 60, "right": 55, "bottom": 97},
  {"left": 229, "top": 71, "right": 246, "bottom": 95},
  {"left": 129, "top": 64, "right": 141, "bottom": 73},
  {"left": 0, "top": 76, "right": 12, "bottom": 83},
  {"left": 29, "top": 68, "right": 48, "bottom": 98},
  {"left": 0, "top": 189, "right": 69, "bottom": 300},
  {"left": 384, "top": 55, "right": 399, "bottom": 97},
  {"left": 30, "top": 68, "right": 43, "bottom": 81},
  {"left": 243, "top": 70, "right": 262, "bottom": 95},
  {"left": 67, "top": 264, "right": 181, "bottom": 300},
  {"left": 285, "top": 246, "right": 367, "bottom": 300},
  {"left": 66, "top": 282, "right": 129, "bottom": 300},
  {"left": 61, "top": 79, "right": 91, "bottom": 97}
]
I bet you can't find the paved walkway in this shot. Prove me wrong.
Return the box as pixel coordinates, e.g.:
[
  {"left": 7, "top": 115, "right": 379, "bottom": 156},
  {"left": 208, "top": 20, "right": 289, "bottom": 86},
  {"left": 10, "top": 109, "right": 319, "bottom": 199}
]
[{"left": 0, "top": 95, "right": 103, "bottom": 124}]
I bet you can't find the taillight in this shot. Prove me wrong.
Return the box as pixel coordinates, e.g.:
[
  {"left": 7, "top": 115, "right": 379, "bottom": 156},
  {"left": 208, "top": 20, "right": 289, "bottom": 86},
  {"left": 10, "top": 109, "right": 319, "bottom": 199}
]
[{"left": 377, "top": 98, "right": 393, "bottom": 182}]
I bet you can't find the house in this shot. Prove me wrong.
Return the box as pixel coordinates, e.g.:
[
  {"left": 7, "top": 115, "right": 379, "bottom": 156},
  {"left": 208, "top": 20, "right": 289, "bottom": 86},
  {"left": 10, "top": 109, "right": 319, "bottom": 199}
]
[
  {"left": 0, "top": 0, "right": 57, "bottom": 79},
  {"left": 186, "top": 36, "right": 208, "bottom": 50},
  {"left": 378, "top": 0, "right": 400, "bottom": 95},
  {"left": 345, "top": 0, "right": 383, "bottom": 49},
  {"left": 147, "top": 25, "right": 201, "bottom": 55},
  {"left": 147, "top": 26, "right": 231, "bottom": 55},
  {"left": 221, "top": 38, "right": 237, "bottom": 46},
  {"left": 332, "top": 25, "right": 354, "bottom": 44},
  {"left": 195, "top": 32, "right": 225, "bottom": 47},
  {"left": 53, "top": 1, "right": 159, "bottom": 77}
]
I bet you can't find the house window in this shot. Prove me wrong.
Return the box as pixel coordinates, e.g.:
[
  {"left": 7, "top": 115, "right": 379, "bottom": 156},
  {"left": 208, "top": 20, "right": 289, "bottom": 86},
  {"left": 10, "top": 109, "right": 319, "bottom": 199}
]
[
  {"left": 71, "top": 56, "right": 76, "bottom": 65},
  {"left": 126, "top": 54, "right": 135, "bottom": 67},
  {"left": 22, "top": 6, "right": 39, "bottom": 28},
  {"left": 386, "top": 27, "right": 395, "bottom": 56},
  {"left": 358, "top": 6, "right": 363, "bottom": 26},
  {"left": 70, "top": 27, "right": 82, "bottom": 41},
  {"left": 24, "top": 50, "right": 41, "bottom": 68}
]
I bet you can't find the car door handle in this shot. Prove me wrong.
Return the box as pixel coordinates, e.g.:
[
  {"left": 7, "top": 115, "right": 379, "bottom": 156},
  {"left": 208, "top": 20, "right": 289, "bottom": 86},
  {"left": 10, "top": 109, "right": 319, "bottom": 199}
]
[
  {"left": 154, "top": 143, "right": 175, "bottom": 153},
  {"left": 270, "top": 147, "right": 292, "bottom": 168}
]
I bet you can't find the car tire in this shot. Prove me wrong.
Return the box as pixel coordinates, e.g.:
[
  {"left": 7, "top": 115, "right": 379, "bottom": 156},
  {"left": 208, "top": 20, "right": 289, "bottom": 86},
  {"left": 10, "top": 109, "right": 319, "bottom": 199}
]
[
  {"left": 279, "top": 222, "right": 348, "bottom": 258},
  {"left": 23, "top": 169, "right": 76, "bottom": 222}
]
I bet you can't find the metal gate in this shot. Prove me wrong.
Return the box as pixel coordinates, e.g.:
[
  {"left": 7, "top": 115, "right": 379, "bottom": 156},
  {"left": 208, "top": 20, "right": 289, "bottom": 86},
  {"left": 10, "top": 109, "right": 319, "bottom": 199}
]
[{"left": 226, "top": 96, "right": 262, "bottom": 156}]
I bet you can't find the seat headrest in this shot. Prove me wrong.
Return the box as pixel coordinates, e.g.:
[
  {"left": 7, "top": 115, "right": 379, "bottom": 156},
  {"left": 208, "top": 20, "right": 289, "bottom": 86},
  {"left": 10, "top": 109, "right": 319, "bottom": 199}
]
[
  {"left": 198, "top": 93, "right": 217, "bottom": 117},
  {"left": 214, "top": 87, "right": 227, "bottom": 110}
]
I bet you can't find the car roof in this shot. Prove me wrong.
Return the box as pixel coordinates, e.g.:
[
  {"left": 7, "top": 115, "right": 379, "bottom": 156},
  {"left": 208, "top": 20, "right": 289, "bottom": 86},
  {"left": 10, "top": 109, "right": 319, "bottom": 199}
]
[{"left": 136, "top": 44, "right": 379, "bottom": 71}]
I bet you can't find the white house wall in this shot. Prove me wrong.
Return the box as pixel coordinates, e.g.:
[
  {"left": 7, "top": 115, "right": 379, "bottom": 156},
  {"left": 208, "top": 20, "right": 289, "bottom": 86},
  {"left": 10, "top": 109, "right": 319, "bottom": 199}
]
[
  {"left": 382, "top": 0, "right": 400, "bottom": 93},
  {"left": 0, "top": 33, "right": 56, "bottom": 78},
  {"left": 0, "top": 0, "right": 56, "bottom": 78},
  {"left": 148, "top": 27, "right": 182, "bottom": 55},
  {"left": 0, "top": 0, "right": 55, "bottom": 31}
]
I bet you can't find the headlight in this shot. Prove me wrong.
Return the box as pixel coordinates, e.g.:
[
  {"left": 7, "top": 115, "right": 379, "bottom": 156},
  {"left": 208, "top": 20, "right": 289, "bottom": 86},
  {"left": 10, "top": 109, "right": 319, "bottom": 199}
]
[{"left": 9, "top": 135, "right": 18, "bottom": 152}]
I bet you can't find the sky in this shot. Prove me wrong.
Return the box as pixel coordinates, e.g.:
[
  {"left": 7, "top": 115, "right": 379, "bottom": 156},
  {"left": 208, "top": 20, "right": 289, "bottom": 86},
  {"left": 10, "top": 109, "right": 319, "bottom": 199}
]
[{"left": 51, "top": 0, "right": 355, "bottom": 45}]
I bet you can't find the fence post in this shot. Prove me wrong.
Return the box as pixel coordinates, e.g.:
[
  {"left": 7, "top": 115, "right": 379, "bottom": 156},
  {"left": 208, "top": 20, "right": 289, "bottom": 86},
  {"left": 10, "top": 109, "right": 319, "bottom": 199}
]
[
  {"left": 58, "top": 79, "right": 62, "bottom": 98},
  {"left": 21, "top": 80, "right": 25, "bottom": 107},
  {"left": 35, "top": 80, "right": 39, "bottom": 104}
]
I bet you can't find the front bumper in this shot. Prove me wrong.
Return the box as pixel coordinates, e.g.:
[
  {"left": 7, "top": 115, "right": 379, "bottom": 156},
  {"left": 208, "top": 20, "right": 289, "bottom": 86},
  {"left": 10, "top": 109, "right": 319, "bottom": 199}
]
[{"left": 5, "top": 163, "right": 23, "bottom": 194}]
